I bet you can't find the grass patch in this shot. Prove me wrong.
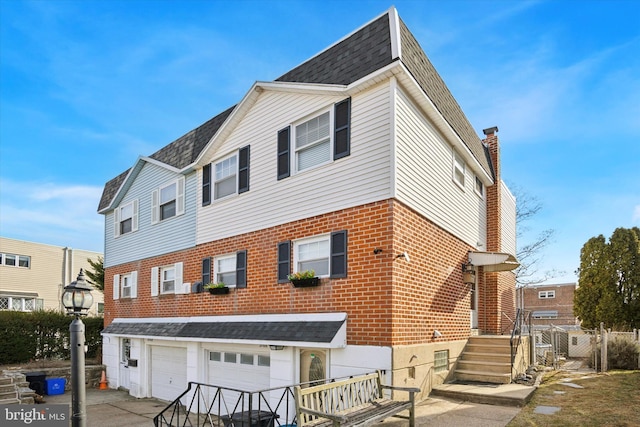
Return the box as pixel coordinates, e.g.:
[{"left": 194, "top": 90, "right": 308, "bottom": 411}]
[{"left": 508, "top": 370, "right": 640, "bottom": 427}]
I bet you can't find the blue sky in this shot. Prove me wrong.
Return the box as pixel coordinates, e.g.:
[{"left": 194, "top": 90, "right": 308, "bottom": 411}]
[{"left": 1, "top": 0, "right": 638, "bottom": 284}]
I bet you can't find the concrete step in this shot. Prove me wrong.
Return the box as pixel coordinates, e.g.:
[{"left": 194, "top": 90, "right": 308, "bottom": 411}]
[
  {"left": 0, "top": 377, "right": 13, "bottom": 386},
  {"left": 460, "top": 352, "right": 511, "bottom": 363},
  {"left": 431, "top": 382, "right": 535, "bottom": 407},
  {"left": 0, "top": 397, "right": 20, "bottom": 405},
  {"left": 467, "top": 335, "right": 512, "bottom": 346},
  {"left": 456, "top": 360, "right": 511, "bottom": 374},
  {"left": 455, "top": 370, "right": 512, "bottom": 384},
  {"left": 465, "top": 343, "right": 511, "bottom": 355}
]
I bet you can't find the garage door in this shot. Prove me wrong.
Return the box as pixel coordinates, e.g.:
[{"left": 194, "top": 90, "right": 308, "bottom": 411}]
[
  {"left": 207, "top": 345, "right": 270, "bottom": 407},
  {"left": 151, "top": 346, "right": 187, "bottom": 402}
]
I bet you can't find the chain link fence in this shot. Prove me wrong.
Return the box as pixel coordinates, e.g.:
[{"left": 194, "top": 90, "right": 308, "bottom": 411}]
[{"left": 531, "top": 323, "right": 640, "bottom": 372}]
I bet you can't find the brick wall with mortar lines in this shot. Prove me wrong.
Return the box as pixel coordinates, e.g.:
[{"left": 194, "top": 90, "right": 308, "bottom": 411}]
[
  {"left": 391, "top": 202, "right": 476, "bottom": 343},
  {"left": 105, "top": 199, "right": 485, "bottom": 346}
]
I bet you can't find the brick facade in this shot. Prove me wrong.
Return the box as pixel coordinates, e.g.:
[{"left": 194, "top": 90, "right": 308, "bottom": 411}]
[
  {"left": 105, "top": 199, "right": 479, "bottom": 346},
  {"left": 520, "top": 283, "right": 578, "bottom": 327}
]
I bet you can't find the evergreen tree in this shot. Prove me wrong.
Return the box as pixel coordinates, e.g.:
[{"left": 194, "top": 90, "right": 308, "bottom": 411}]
[
  {"left": 85, "top": 256, "right": 104, "bottom": 292},
  {"left": 574, "top": 227, "right": 640, "bottom": 330}
]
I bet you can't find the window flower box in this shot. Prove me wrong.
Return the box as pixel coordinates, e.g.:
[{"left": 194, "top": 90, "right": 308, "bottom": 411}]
[
  {"left": 204, "top": 283, "right": 229, "bottom": 294},
  {"left": 290, "top": 277, "right": 320, "bottom": 288},
  {"left": 288, "top": 270, "right": 319, "bottom": 288}
]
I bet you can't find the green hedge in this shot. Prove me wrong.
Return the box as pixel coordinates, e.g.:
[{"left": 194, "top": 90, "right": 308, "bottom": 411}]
[{"left": 0, "top": 310, "right": 103, "bottom": 365}]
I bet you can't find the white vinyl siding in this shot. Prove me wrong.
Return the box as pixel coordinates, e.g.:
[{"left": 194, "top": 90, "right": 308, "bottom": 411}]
[
  {"left": 501, "top": 181, "right": 517, "bottom": 255},
  {"left": 104, "top": 164, "right": 195, "bottom": 268},
  {"left": 197, "top": 84, "right": 392, "bottom": 244},
  {"left": 394, "top": 86, "right": 487, "bottom": 248}
]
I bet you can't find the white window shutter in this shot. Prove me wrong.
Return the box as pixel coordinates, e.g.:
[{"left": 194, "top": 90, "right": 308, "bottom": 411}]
[
  {"left": 151, "top": 267, "right": 159, "bottom": 296},
  {"left": 113, "top": 274, "right": 120, "bottom": 300},
  {"left": 132, "top": 199, "right": 139, "bottom": 232},
  {"left": 114, "top": 209, "right": 120, "bottom": 237},
  {"left": 176, "top": 177, "right": 185, "bottom": 216},
  {"left": 130, "top": 271, "right": 138, "bottom": 298},
  {"left": 151, "top": 189, "right": 159, "bottom": 224},
  {"left": 174, "top": 262, "right": 184, "bottom": 294}
]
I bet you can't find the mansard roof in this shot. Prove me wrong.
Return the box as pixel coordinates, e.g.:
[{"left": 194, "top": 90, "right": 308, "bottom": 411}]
[{"left": 98, "top": 7, "right": 492, "bottom": 212}]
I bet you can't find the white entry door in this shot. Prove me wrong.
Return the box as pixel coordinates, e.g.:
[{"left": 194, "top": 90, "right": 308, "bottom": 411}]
[
  {"left": 151, "top": 346, "right": 187, "bottom": 402},
  {"left": 119, "top": 338, "right": 131, "bottom": 390}
]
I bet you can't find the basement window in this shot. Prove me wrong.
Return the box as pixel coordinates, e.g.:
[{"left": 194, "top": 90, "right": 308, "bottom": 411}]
[{"left": 434, "top": 350, "right": 449, "bottom": 373}]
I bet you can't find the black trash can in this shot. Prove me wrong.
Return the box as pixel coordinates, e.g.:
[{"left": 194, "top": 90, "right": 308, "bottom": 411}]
[
  {"left": 220, "top": 410, "right": 279, "bottom": 427},
  {"left": 25, "top": 372, "right": 46, "bottom": 395}
]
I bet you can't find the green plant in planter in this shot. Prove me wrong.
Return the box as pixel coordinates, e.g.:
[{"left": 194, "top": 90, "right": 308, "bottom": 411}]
[
  {"left": 287, "top": 270, "right": 315, "bottom": 281},
  {"left": 204, "top": 282, "right": 227, "bottom": 289}
]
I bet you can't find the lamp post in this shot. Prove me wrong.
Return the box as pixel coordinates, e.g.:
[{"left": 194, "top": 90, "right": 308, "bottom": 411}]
[{"left": 61, "top": 269, "right": 94, "bottom": 427}]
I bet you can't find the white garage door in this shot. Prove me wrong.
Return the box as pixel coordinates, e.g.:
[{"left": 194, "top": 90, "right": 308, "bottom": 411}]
[
  {"left": 207, "top": 345, "right": 270, "bottom": 408},
  {"left": 151, "top": 346, "right": 187, "bottom": 402}
]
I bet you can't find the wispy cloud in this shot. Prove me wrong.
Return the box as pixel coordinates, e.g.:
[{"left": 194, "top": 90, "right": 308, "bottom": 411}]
[{"left": 0, "top": 179, "right": 104, "bottom": 251}]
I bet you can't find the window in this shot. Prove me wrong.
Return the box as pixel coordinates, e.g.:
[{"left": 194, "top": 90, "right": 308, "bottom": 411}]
[
  {"left": 474, "top": 176, "right": 484, "bottom": 197},
  {"left": 279, "top": 231, "right": 347, "bottom": 281},
  {"left": 214, "top": 254, "right": 236, "bottom": 286},
  {"left": 278, "top": 98, "right": 350, "bottom": 180},
  {"left": 210, "top": 351, "right": 221, "bottom": 362},
  {"left": 203, "top": 251, "right": 247, "bottom": 289},
  {"left": 115, "top": 200, "right": 138, "bottom": 237},
  {"left": 151, "top": 262, "right": 184, "bottom": 296},
  {"left": 121, "top": 273, "right": 132, "bottom": 298},
  {"left": 5, "top": 254, "right": 15, "bottom": 266},
  {"left": 453, "top": 152, "right": 465, "bottom": 188},
  {"left": 1, "top": 253, "right": 30, "bottom": 268},
  {"left": 0, "top": 296, "right": 41, "bottom": 312},
  {"left": 539, "top": 290, "right": 555, "bottom": 299},
  {"left": 204, "top": 146, "right": 250, "bottom": 204},
  {"left": 295, "top": 235, "right": 330, "bottom": 277},
  {"left": 152, "top": 178, "right": 185, "bottom": 224},
  {"left": 112, "top": 271, "right": 137, "bottom": 300},
  {"left": 434, "top": 350, "right": 449, "bottom": 373},
  {"left": 240, "top": 354, "right": 254, "bottom": 365},
  {"left": 296, "top": 111, "right": 331, "bottom": 171},
  {"left": 224, "top": 352, "right": 237, "bottom": 363},
  {"left": 257, "top": 355, "right": 270, "bottom": 367},
  {"left": 161, "top": 266, "right": 176, "bottom": 294},
  {"left": 215, "top": 155, "right": 237, "bottom": 199},
  {"left": 97, "top": 302, "right": 104, "bottom": 314}
]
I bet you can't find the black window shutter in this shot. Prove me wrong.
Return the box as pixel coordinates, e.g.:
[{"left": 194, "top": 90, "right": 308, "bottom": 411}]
[
  {"left": 330, "top": 230, "right": 348, "bottom": 279},
  {"left": 238, "top": 146, "right": 250, "bottom": 193},
  {"left": 202, "top": 257, "right": 211, "bottom": 285},
  {"left": 202, "top": 164, "right": 212, "bottom": 206},
  {"left": 236, "top": 250, "right": 247, "bottom": 288},
  {"left": 277, "top": 241, "right": 291, "bottom": 282},
  {"left": 333, "top": 98, "right": 351, "bottom": 160},
  {"left": 277, "top": 127, "right": 290, "bottom": 180}
]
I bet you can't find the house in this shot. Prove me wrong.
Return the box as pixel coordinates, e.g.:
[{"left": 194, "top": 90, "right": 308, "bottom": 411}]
[
  {"left": 98, "top": 7, "right": 518, "bottom": 404},
  {"left": 518, "top": 282, "right": 579, "bottom": 329},
  {"left": 0, "top": 237, "right": 104, "bottom": 316}
]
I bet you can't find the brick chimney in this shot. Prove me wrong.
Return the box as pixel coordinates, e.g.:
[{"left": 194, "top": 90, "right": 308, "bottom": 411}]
[{"left": 483, "top": 126, "right": 501, "bottom": 253}]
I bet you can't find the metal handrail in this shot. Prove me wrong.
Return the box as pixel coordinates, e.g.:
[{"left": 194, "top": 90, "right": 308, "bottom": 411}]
[{"left": 152, "top": 374, "right": 369, "bottom": 426}]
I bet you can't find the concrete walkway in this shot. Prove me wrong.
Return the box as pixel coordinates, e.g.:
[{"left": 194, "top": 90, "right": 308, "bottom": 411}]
[{"left": 44, "top": 386, "right": 528, "bottom": 427}]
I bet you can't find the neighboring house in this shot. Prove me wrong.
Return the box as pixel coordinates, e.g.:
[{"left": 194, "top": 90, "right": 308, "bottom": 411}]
[
  {"left": 0, "top": 237, "right": 104, "bottom": 316},
  {"left": 99, "top": 7, "right": 518, "bottom": 403},
  {"left": 519, "top": 282, "right": 579, "bottom": 329}
]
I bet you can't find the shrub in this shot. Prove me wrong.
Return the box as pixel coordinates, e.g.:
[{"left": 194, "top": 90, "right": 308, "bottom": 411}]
[
  {"left": 0, "top": 310, "right": 103, "bottom": 365},
  {"left": 608, "top": 336, "right": 640, "bottom": 370}
]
